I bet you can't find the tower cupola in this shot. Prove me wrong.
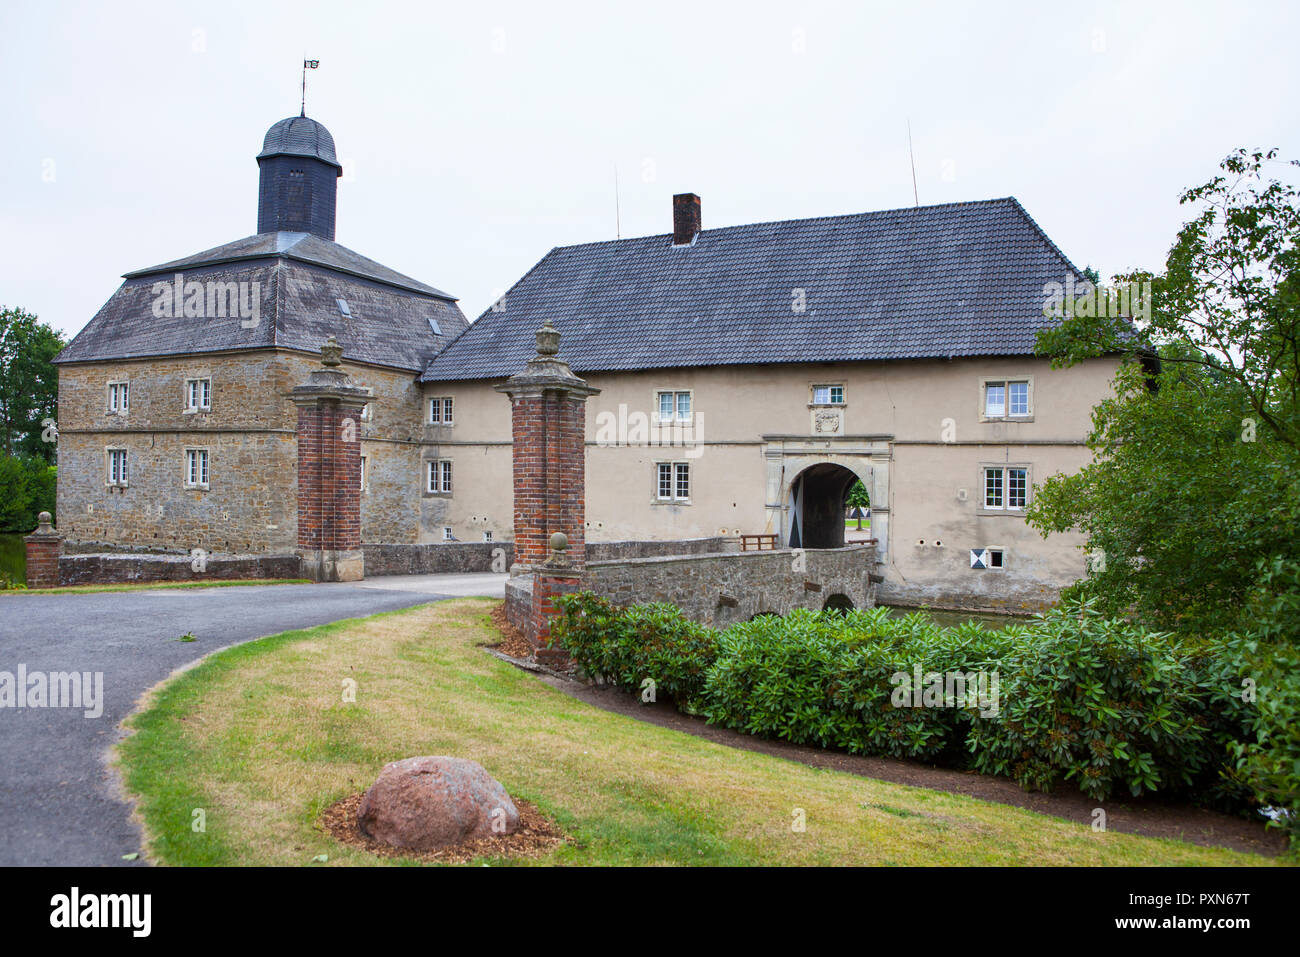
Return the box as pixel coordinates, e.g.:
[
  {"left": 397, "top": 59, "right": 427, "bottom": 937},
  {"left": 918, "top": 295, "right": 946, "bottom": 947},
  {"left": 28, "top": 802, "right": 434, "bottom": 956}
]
[{"left": 256, "top": 115, "right": 342, "bottom": 240}]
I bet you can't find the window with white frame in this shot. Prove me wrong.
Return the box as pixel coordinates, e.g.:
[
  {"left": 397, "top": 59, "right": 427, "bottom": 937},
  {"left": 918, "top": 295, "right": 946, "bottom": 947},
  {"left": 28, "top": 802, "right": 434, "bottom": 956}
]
[
  {"left": 426, "top": 459, "right": 453, "bottom": 494},
  {"left": 656, "top": 390, "right": 692, "bottom": 423},
  {"left": 983, "top": 466, "right": 1028, "bottom": 510},
  {"left": 184, "top": 377, "right": 211, "bottom": 412},
  {"left": 107, "top": 381, "right": 129, "bottom": 413},
  {"left": 443, "top": 526, "right": 454, "bottom": 541},
  {"left": 359, "top": 454, "right": 367, "bottom": 492},
  {"left": 428, "top": 396, "right": 454, "bottom": 425},
  {"left": 106, "top": 448, "right": 128, "bottom": 486},
  {"left": 656, "top": 462, "right": 690, "bottom": 501},
  {"left": 983, "top": 379, "right": 1031, "bottom": 419},
  {"left": 483, "top": 530, "right": 493, "bottom": 542},
  {"left": 184, "top": 449, "right": 209, "bottom": 488},
  {"left": 812, "top": 384, "right": 845, "bottom": 405}
]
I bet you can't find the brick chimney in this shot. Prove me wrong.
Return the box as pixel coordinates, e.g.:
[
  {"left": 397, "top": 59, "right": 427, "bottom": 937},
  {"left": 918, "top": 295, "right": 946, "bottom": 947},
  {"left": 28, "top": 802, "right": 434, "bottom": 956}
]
[{"left": 673, "top": 193, "right": 701, "bottom": 245}]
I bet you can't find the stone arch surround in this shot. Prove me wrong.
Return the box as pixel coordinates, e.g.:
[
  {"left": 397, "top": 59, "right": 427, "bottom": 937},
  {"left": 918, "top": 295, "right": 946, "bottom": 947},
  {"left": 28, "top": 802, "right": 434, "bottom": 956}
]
[{"left": 762, "top": 435, "right": 891, "bottom": 561}]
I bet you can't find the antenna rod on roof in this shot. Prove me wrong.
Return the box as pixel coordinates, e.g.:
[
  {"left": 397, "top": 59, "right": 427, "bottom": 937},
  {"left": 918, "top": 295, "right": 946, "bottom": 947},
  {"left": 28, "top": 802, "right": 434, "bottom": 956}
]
[
  {"left": 907, "top": 119, "right": 919, "bottom": 207},
  {"left": 614, "top": 163, "right": 622, "bottom": 239}
]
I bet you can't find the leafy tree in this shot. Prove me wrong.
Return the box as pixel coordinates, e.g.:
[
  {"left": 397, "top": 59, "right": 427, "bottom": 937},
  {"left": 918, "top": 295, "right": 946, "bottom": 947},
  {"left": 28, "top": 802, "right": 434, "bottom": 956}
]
[
  {"left": 1036, "top": 148, "right": 1300, "bottom": 452},
  {"left": 0, "top": 455, "right": 55, "bottom": 532},
  {"left": 1030, "top": 149, "right": 1300, "bottom": 636},
  {"left": 846, "top": 479, "right": 870, "bottom": 529},
  {"left": 0, "top": 306, "right": 65, "bottom": 464}
]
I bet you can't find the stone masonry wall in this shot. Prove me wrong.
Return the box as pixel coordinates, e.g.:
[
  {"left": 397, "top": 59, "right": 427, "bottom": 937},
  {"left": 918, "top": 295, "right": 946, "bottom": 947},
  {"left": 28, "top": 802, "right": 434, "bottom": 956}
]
[
  {"left": 585, "top": 544, "right": 877, "bottom": 628},
  {"left": 56, "top": 352, "right": 426, "bottom": 558},
  {"left": 56, "top": 353, "right": 299, "bottom": 553},
  {"left": 59, "top": 552, "right": 301, "bottom": 586},
  {"left": 362, "top": 536, "right": 734, "bottom": 576},
  {"left": 364, "top": 542, "right": 512, "bottom": 575}
]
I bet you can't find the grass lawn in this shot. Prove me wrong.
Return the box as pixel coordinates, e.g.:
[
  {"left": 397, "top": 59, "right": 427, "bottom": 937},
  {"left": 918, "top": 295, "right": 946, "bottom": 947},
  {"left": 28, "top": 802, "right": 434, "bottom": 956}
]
[
  {"left": 1, "top": 578, "right": 311, "bottom": 596},
  {"left": 117, "top": 598, "right": 1278, "bottom": 866}
]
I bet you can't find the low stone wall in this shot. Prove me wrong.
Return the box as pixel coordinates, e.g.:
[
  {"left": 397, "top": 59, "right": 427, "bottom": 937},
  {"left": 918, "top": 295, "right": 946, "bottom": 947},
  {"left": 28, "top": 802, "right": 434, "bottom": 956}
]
[
  {"left": 58, "top": 552, "right": 302, "bottom": 586},
  {"left": 363, "top": 542, "right": 512, "bottom": 576},
  {"left": 585, "top": 544, "right": 877, "bottom": 628},
  {"left": 587, "top": 537, "right": 735, "bottom": 560},
  {"left": 363, "top": 537, "right": 734, "bottom": 577}
]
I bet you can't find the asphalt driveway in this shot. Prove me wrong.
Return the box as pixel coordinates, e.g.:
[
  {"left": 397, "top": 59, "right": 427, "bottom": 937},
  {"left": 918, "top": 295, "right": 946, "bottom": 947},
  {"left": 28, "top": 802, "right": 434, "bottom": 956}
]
[{"left": 0, "top": 575, "right": 506, "bottom": 866}]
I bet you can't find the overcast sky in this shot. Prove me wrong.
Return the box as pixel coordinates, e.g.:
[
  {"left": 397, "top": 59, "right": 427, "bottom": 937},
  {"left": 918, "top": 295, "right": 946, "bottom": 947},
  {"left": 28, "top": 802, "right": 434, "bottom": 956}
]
[{"left": 3, "top": 0, "right": 1297, "bottom": 340}]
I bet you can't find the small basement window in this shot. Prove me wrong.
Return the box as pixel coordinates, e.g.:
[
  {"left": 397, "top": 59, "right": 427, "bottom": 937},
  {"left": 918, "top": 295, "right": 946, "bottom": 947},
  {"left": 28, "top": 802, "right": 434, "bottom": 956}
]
[{"left": 970, "top": 547, "right": 1006, "bottom": 570}]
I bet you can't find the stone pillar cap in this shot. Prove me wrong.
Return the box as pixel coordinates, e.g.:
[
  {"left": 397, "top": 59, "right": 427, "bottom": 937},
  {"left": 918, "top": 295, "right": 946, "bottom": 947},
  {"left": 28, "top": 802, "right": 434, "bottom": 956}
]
[
  {"left": 25, "top": 510, "right": 60, "bottom": 541},
  {"left": 494, "top": 319, "right": 600, "bottom": 400}
]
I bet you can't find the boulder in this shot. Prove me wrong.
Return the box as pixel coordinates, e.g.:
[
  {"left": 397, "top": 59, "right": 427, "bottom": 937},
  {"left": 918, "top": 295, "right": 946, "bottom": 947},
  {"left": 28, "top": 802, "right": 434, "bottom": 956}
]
[{"left": 357, "top": 756, "right": 520, "bottom": 850}]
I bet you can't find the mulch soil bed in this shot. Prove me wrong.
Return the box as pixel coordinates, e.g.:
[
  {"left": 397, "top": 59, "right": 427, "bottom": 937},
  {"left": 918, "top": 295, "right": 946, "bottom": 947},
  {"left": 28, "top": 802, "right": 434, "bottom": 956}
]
[
  {"left": 319, "top": 792, "right": 568, "bottom": 864},
  {"left": 487, "top": 603, "right": 534, "bottom": 660}
]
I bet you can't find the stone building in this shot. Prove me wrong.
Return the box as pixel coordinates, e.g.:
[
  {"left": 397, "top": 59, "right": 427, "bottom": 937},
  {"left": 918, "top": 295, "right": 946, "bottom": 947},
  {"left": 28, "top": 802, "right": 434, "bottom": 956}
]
[
  {"left": 53, "top": 112, "right": 1119, "bottom": 610},
  {"left": 53, "top": 114, "right": 467, "bottom": 566}
]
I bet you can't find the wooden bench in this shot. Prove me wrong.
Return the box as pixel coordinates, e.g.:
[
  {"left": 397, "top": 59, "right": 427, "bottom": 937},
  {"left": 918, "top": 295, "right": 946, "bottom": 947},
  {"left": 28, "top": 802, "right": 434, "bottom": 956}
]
[{"left": 739, "top": 534, "right": 778, "bottom": 551}]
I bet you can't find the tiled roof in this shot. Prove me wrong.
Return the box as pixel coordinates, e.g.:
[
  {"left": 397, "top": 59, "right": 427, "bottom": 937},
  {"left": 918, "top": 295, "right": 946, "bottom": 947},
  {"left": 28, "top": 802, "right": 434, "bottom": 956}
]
[
  {"left": 55, "top": 233, "right": 467, "bottom": 372},
  {"left": 420, "top": 197, "right": 1088, "bottom": 382}
]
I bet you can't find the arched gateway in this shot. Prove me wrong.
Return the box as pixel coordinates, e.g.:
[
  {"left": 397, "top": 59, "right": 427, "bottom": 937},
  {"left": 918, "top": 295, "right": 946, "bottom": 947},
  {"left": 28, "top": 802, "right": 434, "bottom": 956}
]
[{"left": 762, "top": 436, "right": 891, "bottom": 558}]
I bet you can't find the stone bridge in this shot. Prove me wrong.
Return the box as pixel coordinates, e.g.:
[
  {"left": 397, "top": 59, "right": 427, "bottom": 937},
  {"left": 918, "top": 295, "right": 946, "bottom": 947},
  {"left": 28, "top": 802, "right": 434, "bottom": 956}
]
[{"left": 506, "top": 543, "right": 878, "bottom": 633}]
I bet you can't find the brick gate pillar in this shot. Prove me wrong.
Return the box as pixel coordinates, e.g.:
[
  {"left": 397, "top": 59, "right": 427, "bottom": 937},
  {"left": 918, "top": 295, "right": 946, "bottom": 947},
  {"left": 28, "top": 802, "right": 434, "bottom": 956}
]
[
  {"left": 290, "top": 336, "right": 370, "bottom": 582},
  {"left": 24, "top": 511, "right": 62, "bottom": 588},
  {"left": 495, "top": 319, "right": 599, "bottom": 656}
]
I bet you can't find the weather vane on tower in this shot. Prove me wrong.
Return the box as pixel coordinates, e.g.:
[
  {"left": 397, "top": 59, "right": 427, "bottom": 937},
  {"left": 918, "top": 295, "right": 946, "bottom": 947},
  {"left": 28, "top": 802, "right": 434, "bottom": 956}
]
[{"left": 301, "top": 58, "right": 319, "bottom": 117}]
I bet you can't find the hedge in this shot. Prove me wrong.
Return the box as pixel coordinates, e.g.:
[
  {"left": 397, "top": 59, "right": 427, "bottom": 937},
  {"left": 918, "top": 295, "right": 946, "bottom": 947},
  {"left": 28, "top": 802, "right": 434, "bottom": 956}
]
[{"left": 551, "top": 593, "right": 1293, "bottom": 842}]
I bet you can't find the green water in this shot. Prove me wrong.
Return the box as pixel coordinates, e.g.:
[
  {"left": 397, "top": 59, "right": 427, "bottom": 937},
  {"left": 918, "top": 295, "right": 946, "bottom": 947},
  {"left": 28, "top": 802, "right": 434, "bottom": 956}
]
[
  {"left": 0, "top": 533, "right": 25, "bottom": 585},
  {"left": 881, "top": 605, "right": 1028, "bottom": 631}
]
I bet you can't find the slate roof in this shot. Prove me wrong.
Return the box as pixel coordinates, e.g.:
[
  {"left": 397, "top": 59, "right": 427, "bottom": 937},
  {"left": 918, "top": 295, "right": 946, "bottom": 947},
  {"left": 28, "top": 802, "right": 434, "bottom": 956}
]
[
  {"left": 56, "top": 232, "right": 467, "bottom": 372},
  {"left": 257, "top": 115, "right": 340, "bottom": 168},
  {"left": 420, "top": 197, "right": 1088, "bottom": 383},
  {"left": 122, "top": 231, "right": 453, "bottom": 299}
]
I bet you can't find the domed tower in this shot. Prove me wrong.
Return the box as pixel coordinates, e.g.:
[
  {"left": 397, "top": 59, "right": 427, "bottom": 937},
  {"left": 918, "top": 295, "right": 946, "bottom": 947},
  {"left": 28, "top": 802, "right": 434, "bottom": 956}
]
[{"left": 256, "top": 114, "right": 342, "bottom": 240}]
